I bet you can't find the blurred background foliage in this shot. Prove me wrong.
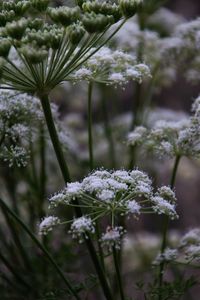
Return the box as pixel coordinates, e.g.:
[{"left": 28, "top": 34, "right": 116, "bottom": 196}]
[{"left": 0, "top": 0, "right": 200, "bottom": 299}]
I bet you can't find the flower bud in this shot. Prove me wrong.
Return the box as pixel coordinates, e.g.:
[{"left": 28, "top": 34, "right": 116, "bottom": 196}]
[
  {"left": 119, "top": 0, "right": 143, "bottom": 17},
  {"left": 15, "top": 1, "right": 31, "bottom": 15},
  {"left": 82, "top": 1, "right": 122, "bottom": 22},
  {"left": 68, "top": 22, "right": 85, "bottom": 44},
  {"left": 82, "top": 1, "right": 102, "bottom": 13},
  {"left": 0, "top": 10, "right": 15, "bottom": 27},
  {"left": 0, "top": 38, "right": 11, "bottom": 58},
  {"left": 3, "top": 1, "right": 31, "bottom": 16},
  {"left": 48, "top": 7, "right": 80, "bottom": 27},
  {"left": 0, "top": 27, "right": 7, "bottom": 37},
  {"left": 101, "top": 3, "right": 122, "bottom": 22},
  {"left": 2, "top": 1, "right": 15, "bottom": 12},
  {"left": 6, "top": 18, "right": 28, "bottom": 40},
  {"left": 19, "top": 44, "right": 48, "bottom": 64},
  {"left": 82, "top": 12, "right": 114, "bottom": 33},
  {"left": 76, "top": 0, "right": 87, "bottom": 8},
  {"left": 28, "top": 18, "right": 44, "bottom": 30},
  {"left": 31, "top": 0, "right": 49, "bottom": 12}
]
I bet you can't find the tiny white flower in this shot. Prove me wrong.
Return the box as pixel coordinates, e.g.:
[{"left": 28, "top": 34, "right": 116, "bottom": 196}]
[
  {"left": 153, "top": 248, "right": 178, "bottom": 265},
  {"left": 39, "top": 216, "right": 60, "bottom": 235},
  {"left": 152, "top": 196, "right": 178, "bottom": 219},
  {"left": 69, "top": 216, "right": 95, "bottom": 243},
  {"left": 126, "top": 200, "right": 141, "bottom": 214},
  {"left": 97, "top": 189, "right": 115, "bottom": 202},
  {"left": 101, "top": 226, "right": 125, "bottom": 250}
]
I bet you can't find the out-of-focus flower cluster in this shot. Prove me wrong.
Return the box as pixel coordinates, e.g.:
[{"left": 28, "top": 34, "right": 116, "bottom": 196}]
[
  {"left": 127, "top": 96, "right": 200, "bottom": 159},
  {"left": 0, "top": 90, "right": 77, "bottom": 168},
  {"left": 68, "top": 46, "right": 151, "bottom": 86},
  {"left": 0, "top": 90, "right": 43, "bottom": 167},
  {"left": 153, "top": 228, "right": 200, "bottom": 266}
]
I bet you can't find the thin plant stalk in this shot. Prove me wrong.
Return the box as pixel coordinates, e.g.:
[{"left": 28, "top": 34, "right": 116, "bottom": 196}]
[
  {"left": 39, "top": 124, "right": 46, "bottom": 218},
  {"left": 128, "top": 82, "right": 142, "bottom": 169},
  {"left": 128, "top": 14, "right": 146, "bottom": 170},
  {"left": 1, "top": 206, "right": 34, "bottom": 273},
  {"left": 158, "top": 155, "right": 181, "bottom": 299},
  {"left": 0, "top": 197, "right": 80, "bottom": 300},
  {"left": 39, "top": 94, "right": 113, "bottom": 300},
  {"left": 40, "top": 94, "right": 71, "bottom": 183},
  {"left": 87, "top": 82, "right": 94, "bottom": 171},
  {"left": 101, "top": 91, "right": 116, "bottom": 169},
  {"left": 87, "top": 83, "right": 106, "bottom": 273},
  {"left": 112, "top": 247, "right": 125, "bottom": 300},
  {"left": 0, "top": 249, "right": 31, "bottom": 290}
]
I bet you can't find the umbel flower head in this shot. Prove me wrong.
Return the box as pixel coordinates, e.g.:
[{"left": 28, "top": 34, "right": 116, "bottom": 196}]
[
  {"left": 68, "top": 46, "right": 151, "bottom": 86},
  {"left": 0, "top": 0, "right": 142, "bottom": 95},
  {"left": 127, "top": 95, "right": 200, "bottom": 160},
  {"left": 0, "top": 89, "right": 74, "bottom": 167},
  {"left": 0, "top": 89, "right": 43, "bottom": 167},
  {"left": 40, "top": 169, "right": 178, "bottom": 247},
  {"left": 153, "top": 228, "right": 200, "bottom": 267}
]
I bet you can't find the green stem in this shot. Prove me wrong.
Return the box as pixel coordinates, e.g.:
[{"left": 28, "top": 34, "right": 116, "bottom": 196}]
[
  {"left": 128, "top": 82, "right": 142, "bottom": 170},
  {"left": 1, "top": 205, "right": 34, "bottom": 274},
  {"left": 170, "top": 155, "right": 181, "bottom": 188},
  {"left": 0, "top": 198, "right": 80, "bottom": 300},
  {"left": 88, "top": 82, "right": 105, "bottom": 271},
  {"left": 158, "top": 155, "right": 181, "bottom": 299},
  {"left": 95, "top": 222, "right": 105, "bottom": 272},
  {"left": 39, "top": 125, "right": 46, "bottom": 218},
  {"left": 40, "top": 94, "right": 71, "bottom": 183},
  {"left": 112, "top": 247, "right": 125, "bottom": 300},
  {"left": 87, "top": 82, "right": 94, "bottom": 171},
  {"left": 101, "top": 92, "right": 116, "bottom": 169},
  {"left": 39, "top": 94, "right": 113, "bottom": 300}
]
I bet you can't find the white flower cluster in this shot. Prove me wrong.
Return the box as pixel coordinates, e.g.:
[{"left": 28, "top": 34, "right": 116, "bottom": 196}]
[
  {"left": 1, "top": 145, "right": 30, "bottom": 168},
  {"left": 151, "top": 196, "right": 177, "bottom": 220},
  {"left": 49, "top": 182, "right": 83, "bottom": 208},
  {"left": 171, "top": 17, "right": 200, "bottom": 83},
  {"left": 180, "top": 228, "right": 200, "bottom": 263},
  {"left": 68, "top": 47, "right": 151, "bottom": 86},
  {"left": 44, "top": 169, "right": 178, "bottom": 246},
  {"left": 0, "top": 90, "right": 43, "bottom": 167},
  {"left": 48, "top": 169, "right": 177, "bottom": 217},
  {"left": 127, "top": 96, "right": 200, "bottom": 159},
  {"left": 69, "top": 216, "right": 95, "bottom": 243},
  {"left": 147, "top": 8, "right": 185, "bottom": 35},
  {"left": 114, "top": 16, "right": 179, "bottom": 89},
  {"left": 153, "top": 248, "right": 178, "bottom": 265},
  {"left": 153, "top": 228, "right": 200, "bottom": 267},
  {"left": 100, "top": 226, "right": 125, "bottom": 250},
  {"left": 115, "top": 12, "right": 200, "bottom": 87},
  {"left": 0, "top": 90, "right": 76, "bottom": 167},
  {"left": 39, "top": 216, "right": 60, "bottom": 235}
]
